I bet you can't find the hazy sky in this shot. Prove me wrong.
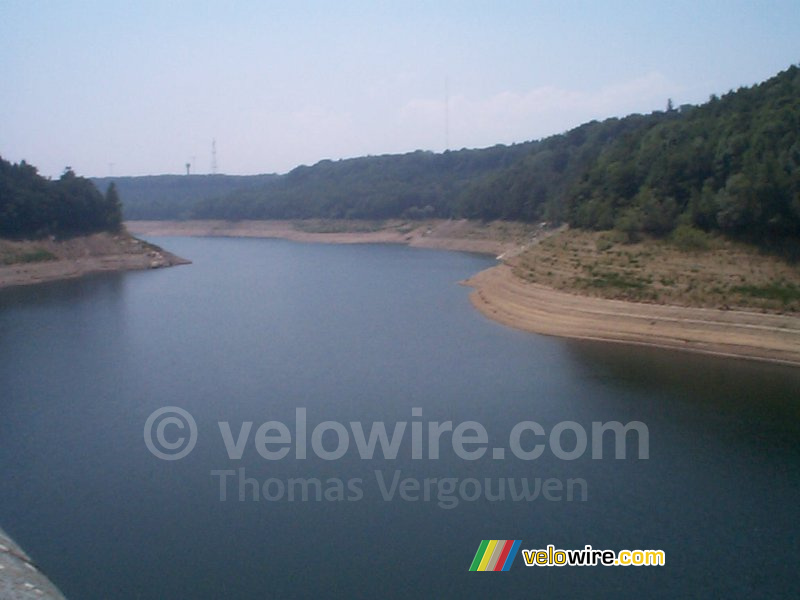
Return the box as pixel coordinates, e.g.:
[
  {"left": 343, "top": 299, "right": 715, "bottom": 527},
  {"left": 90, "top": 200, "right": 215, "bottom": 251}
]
[{"left": 1, "top": 1, "right": 798, "bottom": 177}]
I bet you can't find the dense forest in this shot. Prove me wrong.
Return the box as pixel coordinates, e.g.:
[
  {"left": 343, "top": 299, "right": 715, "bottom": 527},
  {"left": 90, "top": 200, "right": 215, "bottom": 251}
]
[
  {"left": 565, "top": 66, "right": 800, "bottom": 246},
  {"left": 13, "top": 65, "right": 800, "bottom": 253},
  {"left": 92, "top": 145, "right": 536, "bottom": 221},
  {"left": 0, "top": 159, "right": 121, "bottom": 238},
  {"left": 91, "top": 174, "right": 278, "bottom": 220},
  {"left": 460, "top": 62, "right": 800, "bottom": 252}
]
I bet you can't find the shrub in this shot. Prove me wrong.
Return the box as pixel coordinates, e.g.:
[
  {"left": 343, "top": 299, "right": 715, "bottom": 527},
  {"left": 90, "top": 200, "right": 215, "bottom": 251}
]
[{"left": 670, "top": 225, "right": 711, "bottom": 251}]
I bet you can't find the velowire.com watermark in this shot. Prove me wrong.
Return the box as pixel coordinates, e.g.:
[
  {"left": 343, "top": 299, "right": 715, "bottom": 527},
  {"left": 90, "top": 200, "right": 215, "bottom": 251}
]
[
  {"left": 209, "top": 467, "right": 589, "bottom": 508},
  {"left": 143, "top": 406, "right": 197, "bottom": 461},
  {"left": 143, "top": 406, "right": 649, "bottom": 508}
]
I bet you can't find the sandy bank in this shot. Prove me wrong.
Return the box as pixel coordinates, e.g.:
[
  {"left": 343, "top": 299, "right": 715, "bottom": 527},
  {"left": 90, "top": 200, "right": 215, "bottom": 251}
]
[
  {"left": 128, "top": 219, "right": 800, "bottom": 366},
  {"left": 465, "top": 264, "right": 800, "bottom": 367},
  {"left": 0, "top": 232, "right": 189, "bottom": 290},
  {"left": 126, "top": 219, "right": 546, "bottom": 257}
]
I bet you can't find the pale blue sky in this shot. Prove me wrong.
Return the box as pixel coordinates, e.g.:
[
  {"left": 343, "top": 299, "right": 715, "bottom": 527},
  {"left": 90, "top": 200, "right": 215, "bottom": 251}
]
[{"left": 1, "top": 1, "right": 798, "bottom": 177}]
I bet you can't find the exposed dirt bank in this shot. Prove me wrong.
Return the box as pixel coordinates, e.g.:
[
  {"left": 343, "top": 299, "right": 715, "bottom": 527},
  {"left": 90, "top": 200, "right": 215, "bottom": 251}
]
[
  {"left": 126, "top": 219, "right": 549, "bottom": 257},
  {"left": 0, "top": 232, "right": 189, "bottom": 290},
  {"left": 127, "top": 219, "right": 800, "bottom": 366},
  {"left": 465, "top": 263, "right": 800, "bottom": 367}
]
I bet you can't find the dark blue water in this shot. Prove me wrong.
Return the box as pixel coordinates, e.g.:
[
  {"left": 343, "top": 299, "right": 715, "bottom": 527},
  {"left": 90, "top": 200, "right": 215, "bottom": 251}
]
[{"left": 1, "top": 237, "right": 798, "bottom": 599}]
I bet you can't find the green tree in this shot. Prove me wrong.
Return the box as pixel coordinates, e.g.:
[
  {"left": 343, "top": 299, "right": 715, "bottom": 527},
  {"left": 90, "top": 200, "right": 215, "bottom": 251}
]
[{"left": 105, "top": 182, "right": 123, "bottom": 231}]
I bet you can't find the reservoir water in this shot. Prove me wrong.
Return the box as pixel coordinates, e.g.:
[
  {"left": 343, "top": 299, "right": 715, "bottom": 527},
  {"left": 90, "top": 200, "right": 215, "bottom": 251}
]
[{"left": 0, "top": 237, "right": 798, "bottom": 599}]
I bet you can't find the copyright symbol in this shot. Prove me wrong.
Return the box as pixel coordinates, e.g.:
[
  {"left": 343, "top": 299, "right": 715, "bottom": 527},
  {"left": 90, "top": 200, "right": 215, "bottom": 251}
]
[{"left": 144, "top": 406, "right": 197, "bottom": 460}]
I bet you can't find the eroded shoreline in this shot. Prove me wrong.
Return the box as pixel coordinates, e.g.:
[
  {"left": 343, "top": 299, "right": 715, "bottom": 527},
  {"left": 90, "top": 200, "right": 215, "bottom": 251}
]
[
  {"left": 126, "top": 218, "right": 542, "bottom": 256},
  {"left": 0, "top": 232, "right": 189, "bottom": 290},
  {"left": 12, "top": 219, "right": 800, "bottom": 367},
  {"left": 131, "top": 219, "right": 800, "bottom": 367},
  {"left": 465, "top": 263, "right": 800, "bottom": 367}
]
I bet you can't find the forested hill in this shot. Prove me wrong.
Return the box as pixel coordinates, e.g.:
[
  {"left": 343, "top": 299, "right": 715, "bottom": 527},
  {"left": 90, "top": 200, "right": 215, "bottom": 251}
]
[
  {"left": 563, "top": 64, "right": 800, "bottom": 243},
  {"left": 116, "top": 65, "right": 799, "bottom": 249},
  {"left": 0, "top": 159, "right": 121, "bottom": 238},
  {"left": 91, "top": 174, "right": 278, "bottom": 220},
  {"left": 98, "top": 145, "right": 536, "bottom": 221},
  {"left": 461, "top": 64, "right": 800, "bottom": 249}
]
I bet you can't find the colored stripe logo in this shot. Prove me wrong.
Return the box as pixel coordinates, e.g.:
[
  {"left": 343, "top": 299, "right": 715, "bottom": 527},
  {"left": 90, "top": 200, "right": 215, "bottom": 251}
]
[{"left": 469, "top": 540, "right": 521, "bottom": 571}]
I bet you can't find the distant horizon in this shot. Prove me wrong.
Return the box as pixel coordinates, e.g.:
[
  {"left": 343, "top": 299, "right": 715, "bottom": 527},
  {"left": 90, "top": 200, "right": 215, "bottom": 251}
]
[
  {"left": 2, "top": 1, "right": 799, "bottom": 179},
  {"left": 70, "top": 63, "right": 793, "bottom": 182},
  {"left": 24, "top": 67, "right": 800, "bottom": 180},
  {"left": 7, "top": 61, "right": 799, "bottom": 182}
]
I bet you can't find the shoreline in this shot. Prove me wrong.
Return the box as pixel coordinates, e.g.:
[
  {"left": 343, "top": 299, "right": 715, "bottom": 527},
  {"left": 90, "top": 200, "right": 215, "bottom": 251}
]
[
  {"left": 12, "top": 219, "right": 800, "bottom": 367},
  {"left": 125, "top": 218, "right": 545, "bottom": 257},
  {"left": 130, "top": 219, "right": 800, "bottom": 367},
  {"left": 0, "top": 232, "right": 189, "bottom": 290},
  {"left": 464, "top": 264, "right": 800, "bottom": 367}
]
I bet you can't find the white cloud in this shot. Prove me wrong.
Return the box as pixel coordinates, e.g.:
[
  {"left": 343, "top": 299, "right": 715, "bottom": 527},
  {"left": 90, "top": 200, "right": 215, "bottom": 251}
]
[{"left": 399, "top": 72, "right": 680, "bottom": 151}]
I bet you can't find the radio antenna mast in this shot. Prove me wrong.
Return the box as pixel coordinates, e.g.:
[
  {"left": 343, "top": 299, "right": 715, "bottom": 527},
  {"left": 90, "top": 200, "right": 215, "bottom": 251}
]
[
  {"left": 445, "top": 77, "right": 450, "bottom": 151},
  {"left": 211, "top": 139, "right": 218, "bottom": 174}
]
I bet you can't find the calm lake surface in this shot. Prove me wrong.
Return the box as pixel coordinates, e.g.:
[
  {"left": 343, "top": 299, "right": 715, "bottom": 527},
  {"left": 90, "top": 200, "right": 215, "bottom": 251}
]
[{"left": 1, "top": 237, "right": 798, "bottom": 599}]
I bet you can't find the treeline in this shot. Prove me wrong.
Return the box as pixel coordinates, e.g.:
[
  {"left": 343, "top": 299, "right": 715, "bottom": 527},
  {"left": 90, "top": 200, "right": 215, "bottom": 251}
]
[
  {"left": 455, "top": 112, "right": 672, "bottom": 222},
  {"left": 192, "top": 144, "right": 535, "bottom": 220},
  {"left": 97, "top": 145, "right": 535, "bottom": 221},
  {"left": 95, "top": 65, "right": 800, "bottom": 253},
  {"left": 453, "top": 65, "right": 800, "bottom": 250},
  {"left": 91, "top": 174, "right": 278, "bottom": 220},
  {"left": 565, "top": 65, "right": 800, "bottom": 246},
  {"left": 0, "top": 158, "right": 122, "bottom": 238}
]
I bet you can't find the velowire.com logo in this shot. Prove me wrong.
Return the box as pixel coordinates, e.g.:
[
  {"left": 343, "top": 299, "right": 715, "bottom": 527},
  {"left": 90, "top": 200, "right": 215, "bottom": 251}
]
[
  {"left": 470, "top": 540, "right": 666, "bottom": 571},
  {"left": 469, "top": 540, "right": 521, "bottom": 571}
]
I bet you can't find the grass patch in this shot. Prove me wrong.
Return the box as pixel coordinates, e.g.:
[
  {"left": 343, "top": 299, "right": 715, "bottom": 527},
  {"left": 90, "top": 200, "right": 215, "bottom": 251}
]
[
  {"left": 732, "top": 283, "right": 800, "bottom": 304},
  {"left": 291, "top": 219, "right": 387, "bottom": 234},
  {"left": 585, "top": 270, "right": 647, "bottom": 290},
  {"left": 2, "top": 248, "right": 57, "bottom": 265},
  {"left": 511, "top": 228, "right": 800, "bottom": 312}
]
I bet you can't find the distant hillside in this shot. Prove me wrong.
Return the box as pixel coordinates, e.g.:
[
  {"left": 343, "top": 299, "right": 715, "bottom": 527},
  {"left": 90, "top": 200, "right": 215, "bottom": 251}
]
[
  {"left": 1, "top": 158, "right": 121, "bottom": 238},
  {"left": 91, "top": 174, "right": 278, "bottom": 220},
  {"left": 565, "top": 64, "right": 800, "bottom": 246},
  {"left": 119, "top": 65, "right": 799, "bottom": 252},
  {"left": 188, "top": 145, "right": 537, "bottom": 220},
  {"left": 100, "top": 146, "right": 537, "bottom": 221},
  {"left": 453, "top": 64, "right": 800, "bottom": 250}
]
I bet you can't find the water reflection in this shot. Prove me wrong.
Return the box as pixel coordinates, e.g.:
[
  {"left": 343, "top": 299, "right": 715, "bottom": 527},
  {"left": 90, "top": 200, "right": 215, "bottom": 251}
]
[
  {"left": 0, "top": 271, "right": 127, "bottom": 311},
  {"left": 565, "top": 339, "right": 800, "bottom": 456}
]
